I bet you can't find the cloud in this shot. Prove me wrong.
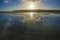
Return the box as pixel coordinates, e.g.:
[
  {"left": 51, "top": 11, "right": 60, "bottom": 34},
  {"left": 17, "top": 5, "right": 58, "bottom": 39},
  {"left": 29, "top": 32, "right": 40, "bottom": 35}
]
[
  {"left": 4, "top": 0, "right": 9, "bottom": 3},
  {"left": 4, "top": 0, "right": 11, "bottom": 3}
]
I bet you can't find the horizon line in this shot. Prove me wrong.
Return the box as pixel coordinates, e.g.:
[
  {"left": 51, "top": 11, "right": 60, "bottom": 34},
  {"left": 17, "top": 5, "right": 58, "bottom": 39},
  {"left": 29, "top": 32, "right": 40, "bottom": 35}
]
[{"left": 0, "top": 9, "right": 60, "bottom": 13}]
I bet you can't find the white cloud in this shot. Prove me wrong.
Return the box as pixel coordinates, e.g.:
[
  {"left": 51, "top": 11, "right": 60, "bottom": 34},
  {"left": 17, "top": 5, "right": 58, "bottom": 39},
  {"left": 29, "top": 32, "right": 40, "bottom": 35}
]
[
  {"left": 4, "top": 0, "right": 9, "bottom": 3},
  {"left": 4, "top": 0, "right": 11, "bottom": 3}
]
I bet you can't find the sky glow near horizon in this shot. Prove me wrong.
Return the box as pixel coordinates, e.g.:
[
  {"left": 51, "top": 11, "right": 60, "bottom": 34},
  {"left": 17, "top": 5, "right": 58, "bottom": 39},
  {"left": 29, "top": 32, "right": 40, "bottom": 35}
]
[{"left": 0, "top": 0, "right": 60, "bottom": 11}]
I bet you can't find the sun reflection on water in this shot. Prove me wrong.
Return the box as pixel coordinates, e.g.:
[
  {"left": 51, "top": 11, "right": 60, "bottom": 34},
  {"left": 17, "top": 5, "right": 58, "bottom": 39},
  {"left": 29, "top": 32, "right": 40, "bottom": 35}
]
[{"left": 15, "top": 12, "right": 48, "bottom": 24}]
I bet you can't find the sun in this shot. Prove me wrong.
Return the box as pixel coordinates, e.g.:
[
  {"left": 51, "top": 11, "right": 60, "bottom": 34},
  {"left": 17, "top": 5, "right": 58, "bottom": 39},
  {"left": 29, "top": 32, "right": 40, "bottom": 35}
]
[{"left": 28, "top": 2, "right": 35, "bottom": 9}]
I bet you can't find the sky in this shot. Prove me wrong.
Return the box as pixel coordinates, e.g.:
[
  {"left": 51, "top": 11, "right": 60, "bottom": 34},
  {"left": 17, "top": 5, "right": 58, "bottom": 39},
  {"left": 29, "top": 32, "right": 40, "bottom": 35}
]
[{"left": 0, "top": 0, "right": 60, "bottom": 11}]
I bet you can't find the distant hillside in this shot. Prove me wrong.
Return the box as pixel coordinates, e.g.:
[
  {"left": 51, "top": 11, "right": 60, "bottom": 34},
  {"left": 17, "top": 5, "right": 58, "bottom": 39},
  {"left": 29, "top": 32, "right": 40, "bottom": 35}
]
[{"left": 0, "top": 9, "right": 60, "bottom": 13}]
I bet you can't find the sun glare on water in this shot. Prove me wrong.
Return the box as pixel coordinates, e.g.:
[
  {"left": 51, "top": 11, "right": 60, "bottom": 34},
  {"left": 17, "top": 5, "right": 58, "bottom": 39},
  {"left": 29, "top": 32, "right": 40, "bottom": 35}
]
[
  {"left": 22, "top": 2, "right": 39, "bottom": 23},
  {"left": 27, "top": 2, "right": 36, "bottom": 20},
  {"left": 21, "top": 2, "right": 36, "bottom": 22},
  {"left": 18, "top": 0, "right": 46, "bottom": 23},
  {"left": 27, "top": 12, "right": 34, "bottom": 19}
]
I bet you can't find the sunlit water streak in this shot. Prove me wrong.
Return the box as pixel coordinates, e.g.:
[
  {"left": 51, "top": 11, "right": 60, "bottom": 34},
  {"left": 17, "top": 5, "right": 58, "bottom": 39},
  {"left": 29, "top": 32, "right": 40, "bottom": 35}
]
[
  {"left": 13, "top": 12, "right": 49, "bottom": 23},
  {"left": 0, "top": 12, "right": 60, "bottom": 24}
]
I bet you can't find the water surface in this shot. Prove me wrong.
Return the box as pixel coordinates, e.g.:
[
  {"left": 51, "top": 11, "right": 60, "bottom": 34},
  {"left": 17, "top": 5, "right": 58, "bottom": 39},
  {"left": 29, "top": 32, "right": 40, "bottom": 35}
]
[{"left": 0, "top": 12, "right": 60, "bottom": 40}]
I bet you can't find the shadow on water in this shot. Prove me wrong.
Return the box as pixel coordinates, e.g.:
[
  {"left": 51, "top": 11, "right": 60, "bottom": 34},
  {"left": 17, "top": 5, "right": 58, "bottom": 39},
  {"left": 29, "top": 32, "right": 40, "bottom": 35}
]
[{"left": 0, "top": 12, "right": 60, "bottom": 40}]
